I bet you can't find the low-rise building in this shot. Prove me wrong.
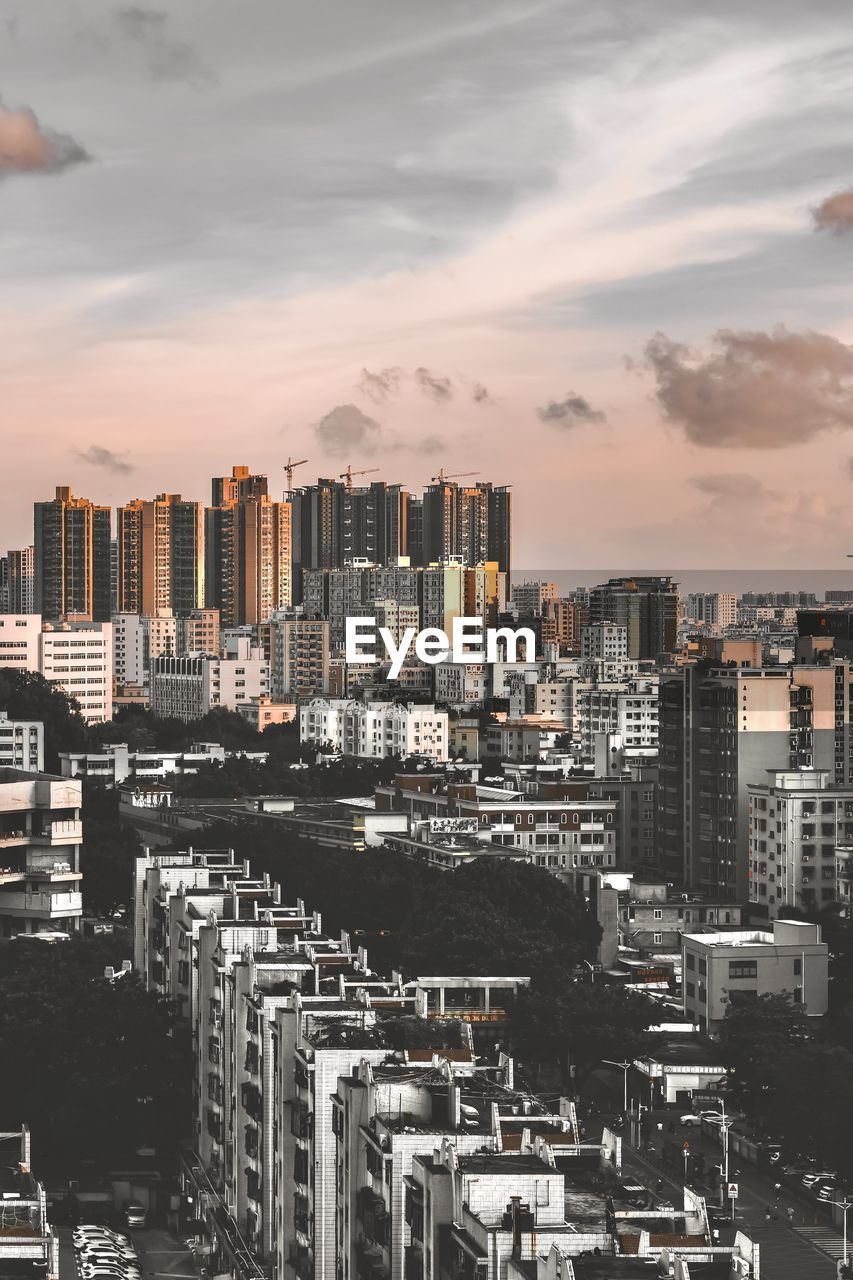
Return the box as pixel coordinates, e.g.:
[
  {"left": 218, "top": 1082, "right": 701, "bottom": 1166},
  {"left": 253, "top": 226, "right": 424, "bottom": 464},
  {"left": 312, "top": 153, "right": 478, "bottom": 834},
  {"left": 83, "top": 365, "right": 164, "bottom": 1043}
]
[
  {"left": 0, "top": 710, "right": 44, "bottom": 772},
  {"left": 150, "top": 639, "right": 270, "bottom": 721},
  {"left": 0, "top": 1128, "right": 59, "bottom": 1280},
  {"left": 235, "top": 697, "right": 297, "bottom": 730},
  {"left": 40, "top": 621, "right": 113, "bottom": 723},
  {"left": 619, "top": 881, "right": 743, "bottom": 958},
  {"left": 300, "top": 699, "right": 449, "bottom": 762},
  {"left": 60, "top": 741, "right": 268, "bottom": 786},
  {"left": 682, "top": 919, "right": 828, "bottom": 1032},
  {"left": 0, "top": 768, "right": 83, "bottom": 938}
]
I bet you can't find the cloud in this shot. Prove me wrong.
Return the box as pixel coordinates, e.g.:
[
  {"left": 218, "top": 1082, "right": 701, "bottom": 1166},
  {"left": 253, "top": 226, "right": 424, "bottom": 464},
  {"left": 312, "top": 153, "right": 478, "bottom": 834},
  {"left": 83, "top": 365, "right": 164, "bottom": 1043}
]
[
  {"left": 470, "top": 381, "right": 494, "bottom": 406},
  {"left": 536, "top": 392, "right": 606, "bottom": 426},
  {"left": 314, "top": 403, "right": 383, "bottom": 457},
  {"left": 358, "top": 366, "right": 403, "bottom": 404},
  {"left": 115, "top": 8, "right": 216, "bottom": 86},
  {"left": 690, "top": 472, "right": 772, "bottom": 507},
  {"left": 813, "top": 189, "right": 853, "bottom": 235},
  {"left": 415, "top": 366, "right": 454, "bottom": 403},
  {"left": 642, "top": 326, "right": 853, "bottom": 448},
  {"left": 73, "top": 444, "right": 134, "bottom": 473},
  {"left": 0, "top": 103, "right": 90, "bottom": 175}
]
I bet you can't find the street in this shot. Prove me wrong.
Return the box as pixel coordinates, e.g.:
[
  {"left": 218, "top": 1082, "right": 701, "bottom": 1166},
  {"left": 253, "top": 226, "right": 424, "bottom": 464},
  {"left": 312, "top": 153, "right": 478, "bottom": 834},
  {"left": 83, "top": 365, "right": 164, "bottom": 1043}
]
[{"left": 581, "top": 1103, "right": 845, "bottom": 1280}]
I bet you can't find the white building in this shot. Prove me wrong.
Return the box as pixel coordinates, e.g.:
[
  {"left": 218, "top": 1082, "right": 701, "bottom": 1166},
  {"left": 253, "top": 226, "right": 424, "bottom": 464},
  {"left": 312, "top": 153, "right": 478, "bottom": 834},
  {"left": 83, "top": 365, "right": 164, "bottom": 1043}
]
[
  {"left": 0, "top": 711, "right": 44, "bottom": 772},
  {"left": 113, "top": 612, "right": 147, "bottom": 688},
  {"left": 60, "top": 741, "right": 268, "bottom": 786},
  {"left": 682, "top": 919, "right": 828, "bottom": 1032},
  {"left": 748, "top": 769, "right": 853, "bottom": 918},
  {"left": 685, "top": 593, "right": 737, "bottom": 628},
  {"left": 150, "top": 638, "right": 269, "bottom": 722},
  {"left": 581, "top": 623, "right": 628, "bottom": 662},
  {"left": 576, "top": 677, "right": 659, "bottom": 759},
  {"left": 39, "top": 622, "right": 113, "bottom": 723},
  {"left": 0, "top": 768, "right": 83, "bottom": 938},
  {"left": 300, "top": 698, "right": 449, "bottom": 761},
  {"left": 434, "top": 662, "right": 489, "bottom": 707},
  {"left": 0, "top": 614, "right": 41, "bottom": 672}
]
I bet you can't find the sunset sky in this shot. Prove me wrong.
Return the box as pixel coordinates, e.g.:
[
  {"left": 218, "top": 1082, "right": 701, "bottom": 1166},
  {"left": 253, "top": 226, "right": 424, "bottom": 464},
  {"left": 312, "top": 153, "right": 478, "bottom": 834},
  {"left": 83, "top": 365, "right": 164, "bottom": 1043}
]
[{"left": 2, "top": 0, "right": 853, "bottom": 566}]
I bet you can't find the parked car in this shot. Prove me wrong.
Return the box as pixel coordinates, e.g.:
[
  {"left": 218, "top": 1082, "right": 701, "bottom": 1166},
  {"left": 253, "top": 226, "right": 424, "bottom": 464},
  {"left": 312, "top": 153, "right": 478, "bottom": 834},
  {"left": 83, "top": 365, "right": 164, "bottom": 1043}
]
[
  {"left": 679, "top": 1114, "right": 702, "bottom": 1126},
  {"left": 78, "top": 1265, "right": 141, "bottom": 1280},
  {"left": 73, "top": 1230, "right": 130, "bottom": 1247},
  {"left": 802, "top": 1172, "right": 836, "bottom": 1190},
  {"left": 122, "top": 1202, "right": 147, "bottom": 1229}
]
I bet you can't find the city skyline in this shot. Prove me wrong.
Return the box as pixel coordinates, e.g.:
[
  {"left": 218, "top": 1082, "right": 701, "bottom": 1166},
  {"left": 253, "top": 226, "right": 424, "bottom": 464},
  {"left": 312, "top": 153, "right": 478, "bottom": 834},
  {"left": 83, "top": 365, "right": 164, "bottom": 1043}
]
[{"left": 3, "top": 0, "right": 853, "bottom": 566}]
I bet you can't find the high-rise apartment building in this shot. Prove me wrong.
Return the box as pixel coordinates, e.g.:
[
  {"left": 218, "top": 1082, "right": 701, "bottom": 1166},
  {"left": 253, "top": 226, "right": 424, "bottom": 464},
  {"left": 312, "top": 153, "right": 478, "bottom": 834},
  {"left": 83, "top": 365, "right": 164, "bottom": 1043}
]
[
  {"left": 0, "top": 546, "right": 35, "bottom": 614},
  {"left": 589, "top": 576, "right": 679, "bottom": 659},
  {"left": 34, "top": 487, "right": 112, "bottom": 623},
  {"left": 205, "top": 467, "right": 292, "bottom": 627},
  {"left": 685, "top": 592, "right": 737, "bottom": 628},
  {"left": 117, "top": 493, "right": 204, "bottom": 616},
  {"left": 270, "top": 617, "right": 330, "bottom": 699},
  {"left": 658, "top": 663, "right": 842, "bottom": 900}
]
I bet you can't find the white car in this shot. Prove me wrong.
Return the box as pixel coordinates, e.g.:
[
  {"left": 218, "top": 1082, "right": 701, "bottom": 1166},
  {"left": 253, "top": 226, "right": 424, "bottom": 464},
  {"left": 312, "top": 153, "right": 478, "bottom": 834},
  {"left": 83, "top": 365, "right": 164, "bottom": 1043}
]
[
  {"left": 74, "top": 1234, "right": 130, "bottom": 1249},
  {"left": 679, "top": 1114, "right": 702, "bottom": 1126},
  {"left": 79, "top": 1266, "right": 140, "bottom": 1280},
  {"left": 77, "top": 1252, "right": 138, "bottom": 1270}
]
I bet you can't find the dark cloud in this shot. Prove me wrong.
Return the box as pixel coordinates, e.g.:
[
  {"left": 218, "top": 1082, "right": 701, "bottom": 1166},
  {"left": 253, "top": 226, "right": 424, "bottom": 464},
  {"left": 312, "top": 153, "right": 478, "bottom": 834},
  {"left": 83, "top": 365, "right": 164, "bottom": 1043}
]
[
  {"left": 315, "top": 404, "right": 383, "bottom": 457},
  {"left": 690, "top": 473, "right": 772, "bottom": 506},
  {"left": 73, "top": 444, "right": 133, "bottom": 473},
  {"left": 470, "top": 381, "right": 494, "bottom": 405},
  {"left": 536, "top": 393, "right": 606, "bottom": 426},
  {"left": 643, "top": 326, "right": 853, "bottom": 448},
  {"left": 0, "top": 103, "right": 90, "bottom": 175},
  {"left": 358, "top": 366, "right": 403, "bottom": 404},
  {"left": 115, "top": 8, "right": 217, "bottom": 86},
  {"left": 415, "top": 366, "right": 454, "bottom": 403},
  {"left": 813, "top": 189, "right": 853, "bottom": 235}
]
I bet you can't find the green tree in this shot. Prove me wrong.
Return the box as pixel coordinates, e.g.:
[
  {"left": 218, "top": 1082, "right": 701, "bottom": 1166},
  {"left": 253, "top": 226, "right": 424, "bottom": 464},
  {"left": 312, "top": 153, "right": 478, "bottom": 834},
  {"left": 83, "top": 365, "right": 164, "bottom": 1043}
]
[{"left": 0, "top": 669, "right": 89, "bottom": 769}]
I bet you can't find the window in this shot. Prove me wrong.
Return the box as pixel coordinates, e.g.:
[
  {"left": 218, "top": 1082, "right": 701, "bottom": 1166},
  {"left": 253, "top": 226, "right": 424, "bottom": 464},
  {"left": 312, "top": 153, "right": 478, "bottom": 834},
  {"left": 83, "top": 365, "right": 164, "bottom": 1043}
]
[
  {"left": 793, "top": 957, "right": 802, "bottom": 976},
  {"left": 686, "top": 952, "right": 695, "bottom": 971},
  {"left": 653, "top": 908, "right": 663, "bottom": 920},
  {"left": 653, "top": 932, "right": 662, "bottom": 945},
  {"left": 728, "top": 960, "right": 757, "bottom": 980}
]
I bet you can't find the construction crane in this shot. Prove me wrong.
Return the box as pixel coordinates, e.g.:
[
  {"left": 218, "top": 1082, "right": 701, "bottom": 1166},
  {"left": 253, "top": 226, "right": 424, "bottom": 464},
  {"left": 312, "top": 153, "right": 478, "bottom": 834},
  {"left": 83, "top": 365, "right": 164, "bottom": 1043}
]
[
  {"left": 339, "top": 466, "right": 379, "bottom": 491},
  {"left": 429, "top": 469, "right": 480, "bottom": 485},
  {"left": 283, "top": 456, "right": 308, "bottom": 494}
]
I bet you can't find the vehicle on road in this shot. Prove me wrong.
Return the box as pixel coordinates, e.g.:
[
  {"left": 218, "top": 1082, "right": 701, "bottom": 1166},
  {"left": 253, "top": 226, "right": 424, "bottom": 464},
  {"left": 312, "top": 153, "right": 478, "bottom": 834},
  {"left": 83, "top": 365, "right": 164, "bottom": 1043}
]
[
  {"left": 679, "top": 1114, "right": 702, "bottom": 1126},
  {"left": 122, "top": 1202, "right": 147, "bottom": 1229}
]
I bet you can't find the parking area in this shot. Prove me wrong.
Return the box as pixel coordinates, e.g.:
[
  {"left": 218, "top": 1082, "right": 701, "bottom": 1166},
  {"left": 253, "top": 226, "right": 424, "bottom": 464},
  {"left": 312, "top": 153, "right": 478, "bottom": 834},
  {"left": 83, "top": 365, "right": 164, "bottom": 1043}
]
[{"left": 57, "top": 1225, "right": 195, "bottom": 1280}]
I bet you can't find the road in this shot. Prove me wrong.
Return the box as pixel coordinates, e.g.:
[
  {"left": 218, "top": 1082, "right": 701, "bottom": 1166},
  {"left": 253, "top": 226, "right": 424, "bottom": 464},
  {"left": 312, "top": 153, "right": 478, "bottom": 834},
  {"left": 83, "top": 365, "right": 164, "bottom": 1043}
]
[{"left": 581, "top": 1104, "right": 843, "bottom": 1280}]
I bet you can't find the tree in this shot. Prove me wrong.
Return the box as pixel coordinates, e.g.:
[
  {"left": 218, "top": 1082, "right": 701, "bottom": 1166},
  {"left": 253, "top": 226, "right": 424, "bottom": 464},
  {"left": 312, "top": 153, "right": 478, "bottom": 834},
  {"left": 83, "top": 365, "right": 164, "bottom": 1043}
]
[
  {"left": 0, "top": 936, "right": 190, "bottom": 1172},
  {"left": 398, "top": 860, "right": 601, "bottom": 976},
  {"left": 80, "top": 785, "right": 142, "bottom": 916},
  {"left": 0, "top": 669, "right": 89, "bottom": 768},
  {"left": 718, "top": 993, "right": 811, "bottom": 1114},
  {"left": 510, "top": 978, "right": 659, "bottom": 1090}
]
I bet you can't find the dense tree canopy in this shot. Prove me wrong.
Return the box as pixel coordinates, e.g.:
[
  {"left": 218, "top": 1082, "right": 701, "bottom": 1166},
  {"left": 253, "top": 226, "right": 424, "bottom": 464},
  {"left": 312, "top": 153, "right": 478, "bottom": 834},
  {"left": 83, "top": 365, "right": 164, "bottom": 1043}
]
[
  {"left": 510, "top": 977, "right": 659, "bottom": 1090},
  {"left": 0, "top": 669, "right": 88, "bottom": 768},
  {"left": 0, "top": 936, "right": 190, "bottom": 1172}
]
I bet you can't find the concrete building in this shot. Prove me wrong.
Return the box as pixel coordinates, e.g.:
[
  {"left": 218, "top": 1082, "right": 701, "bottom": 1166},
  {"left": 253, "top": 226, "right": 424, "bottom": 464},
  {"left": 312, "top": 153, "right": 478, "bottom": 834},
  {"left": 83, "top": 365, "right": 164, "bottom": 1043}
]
[
  {"left": 302, "top": 564, "right": 419, "bottom": 648},
  {"left": 576, "top": 678, "right": 659, "bottom": 759},
  {"left": 0, "top": 768, "right": 83, "bottom": 938},
  {"left": 34, "top": 486, "right": 112, "bottom": 623},
  {"left": 620, "top": 880, "right": 743, "bottom": 958},
  {"left": 0, "top": 710, "right": 44, "bottom": 772},
  {"left": 0, "top": 545, "right": 35, "bottom": 614},
  {"left": 0, "top": 614, "right": 41, "bottom": 673},
  {"left": 434, "top": 662, "right": 489, "bottom": 708},
  {"left": 205, "top": 468, "right": 292, "bottom": 627},
  {"left": 178, "top": 608, "right": 222, "bottom": 656},
  {"left": 581, "top": 623, "right": 628, "bottom": 662},
  {"left": 300, "top": 699, "right": 449, "bottom": 761},
  {"left": 117, "top": 493, "right": 204, "bottom": 616},
  {"left": 748, "top": 768, "right": 853, "bottom": 917},
  {"left": 682, "top": 919, "right": 828, "bottom": 1032},
  {"left": 60, "top": 741, "right": 267, "bottom": 785},
  {"left": 150, "top": 638, "right": 269, "bottom": 721},
  {"left": 0, "top": 1128, "right": 59, "bottom": 1280},
  {"left": 658, "top": 664, "right": 839, "bottom": 900},
  {"left": 684, "top": 593, "right": 737, "bottom": 628},
  {"left": 589, "top": 576, "right": 679, "bottom": 660},
  {"left": 270, "top": 616, "right": 330, "bottom": 698},
  {"left": 236, "top": 697, "right": 297, "bottom": 731},
  {"left": 39, "top": 622, "right": 113, "bottom": 723}
]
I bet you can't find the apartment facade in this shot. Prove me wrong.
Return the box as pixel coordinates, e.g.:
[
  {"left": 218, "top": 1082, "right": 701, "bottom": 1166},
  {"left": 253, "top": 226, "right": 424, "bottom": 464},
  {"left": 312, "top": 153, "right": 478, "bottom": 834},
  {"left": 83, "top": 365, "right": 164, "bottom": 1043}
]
[
  {"left": 270, "top": 617, "right": 331, "bottom": 698},
  {"left": 0, "top": 768, "right": 83, "bottom": 938},
  {"left": 117, "top": 493, "right": 204, "bottom": 616},
  {"left": 300, "top": 699, "right": 449, "bottom": 761},
  {"left": 0, "top": 711, "right": 44, "bottom": 772},
  {"left": 748, "top": 768, "right": 853, "bottom": 918},
  {"left": 34, "top": 486, "right": 112, "bottom": 623},
  {"left": 682, "top": 919, "right": 828, "bottom": 1032},
  {"left": 39, "top": 622, "right": 113, "bottom": 723},
  {"left": 151, "top": 640, "right": 270, "bottom": 721}
]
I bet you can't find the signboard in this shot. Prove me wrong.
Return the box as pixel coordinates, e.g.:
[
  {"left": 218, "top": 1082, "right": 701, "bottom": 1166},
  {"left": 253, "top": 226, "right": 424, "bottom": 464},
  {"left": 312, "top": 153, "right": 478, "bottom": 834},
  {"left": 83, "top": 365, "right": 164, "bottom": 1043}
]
[
  {"left": 727, "top": 1183, "right": 739, "bottom": 1199},
  {"left": 430, "top": 818, "right": 479, "bottom": 835}
]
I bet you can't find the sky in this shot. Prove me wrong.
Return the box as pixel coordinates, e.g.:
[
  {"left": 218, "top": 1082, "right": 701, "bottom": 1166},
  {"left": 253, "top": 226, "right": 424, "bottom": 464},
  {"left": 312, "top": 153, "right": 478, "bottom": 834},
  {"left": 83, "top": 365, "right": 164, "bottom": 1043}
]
[{"left": 2, "top": 0, "right": 853, "bottom": 567}]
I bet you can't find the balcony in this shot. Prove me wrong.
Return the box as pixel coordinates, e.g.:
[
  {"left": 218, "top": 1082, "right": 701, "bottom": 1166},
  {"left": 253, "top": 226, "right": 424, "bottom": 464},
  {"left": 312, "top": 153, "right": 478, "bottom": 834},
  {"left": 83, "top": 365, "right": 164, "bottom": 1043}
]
[
  {"left": 0, "top": 890, "right": 83, "bottom": 917},
  {"left": 44, "top": 820, "right": 83, "bottom": 843}
]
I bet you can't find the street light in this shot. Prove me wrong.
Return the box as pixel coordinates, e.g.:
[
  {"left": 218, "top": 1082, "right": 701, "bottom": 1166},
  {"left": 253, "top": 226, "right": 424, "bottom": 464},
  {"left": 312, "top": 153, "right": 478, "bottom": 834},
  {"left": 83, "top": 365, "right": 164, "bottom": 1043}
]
[
  {"left": 602, "top": 1059, "right": 631, "bottom": 1113},
  {"left": 832, "top": 1199, "right": 852, "bottom": 1268}
]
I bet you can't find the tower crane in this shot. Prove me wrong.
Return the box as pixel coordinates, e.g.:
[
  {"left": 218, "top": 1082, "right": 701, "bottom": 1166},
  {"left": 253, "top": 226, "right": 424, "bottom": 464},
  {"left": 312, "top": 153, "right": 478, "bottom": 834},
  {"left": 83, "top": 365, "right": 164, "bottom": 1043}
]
[
  {"left": 429, "top": 469, "right": 480, "bottom": 484},
  {"left": 339, "top": 466, "right": 379, "bottom": 491},
  {"left": 283, "top": 457, "right": 308, "bottom": 494}
]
